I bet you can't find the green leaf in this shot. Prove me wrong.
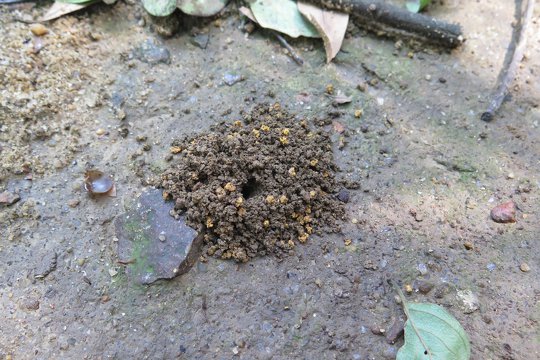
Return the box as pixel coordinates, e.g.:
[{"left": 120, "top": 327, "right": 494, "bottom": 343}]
[
  {"left": 397, "top": 302, "right": 471, "bottom": 360},
  {"left": 142, "top": 0, "right": 177, "bottom": 17},
  {"left": 406, "top": 0, "right": 431, "bottom": 13},
  {"left": 57, "top": 0, "right": 98, "bottom": 3},
  {"left": 250, "top": 0, "right": 320, "bottom": 38},
  {"left": 178, "top": 0, "right": 229, "bottom": 17}
]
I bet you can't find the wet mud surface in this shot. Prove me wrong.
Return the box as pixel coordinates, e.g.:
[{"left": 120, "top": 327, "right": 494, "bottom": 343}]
[
  {"left": 1, "top": 1, "right": 539, "bottom": 359},
  {"left": 161, "top": 103, "right": 343, "bottom": 262}
]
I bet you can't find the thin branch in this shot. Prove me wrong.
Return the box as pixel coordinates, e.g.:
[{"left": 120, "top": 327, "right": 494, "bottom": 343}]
[
  {"left": 481, "top": 0, "right": 535, "bottom": 122},
  {"left": 272, "top": 31, "right": 305, "bottom": 65},
  {"left": 300, "top": 0, "right": 464, "bottom": 48}
]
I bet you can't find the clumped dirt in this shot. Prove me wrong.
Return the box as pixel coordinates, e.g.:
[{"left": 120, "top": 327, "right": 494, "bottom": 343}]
[{"left": 161, "top": 103, "right": 344, "bottom": 262}]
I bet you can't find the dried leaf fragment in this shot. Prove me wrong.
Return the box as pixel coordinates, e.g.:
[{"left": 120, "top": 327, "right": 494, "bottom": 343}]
[
  {"left": 249, "top": 0, "right": 320, "bottom": 38},
  {"left": 40, "top": 1, "right": 98, "bottom": 22},
  {"left": 297, "top": 2, "right": 349, "bottom": 62}
]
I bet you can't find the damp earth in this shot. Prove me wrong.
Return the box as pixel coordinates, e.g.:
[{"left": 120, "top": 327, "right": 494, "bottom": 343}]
[{"left": 161, "top": 103, "right": 344, "bottom": 262}]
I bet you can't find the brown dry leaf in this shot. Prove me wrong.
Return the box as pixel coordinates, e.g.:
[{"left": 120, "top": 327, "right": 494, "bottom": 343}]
[
  {"left": 239, "top": 6, "right": 257, "bottom": 23},
  {"left": 297, "top": 1, "right": 349, "bottom": 63},
  {"left": 40, "top": 1, "right": 97, "bottom": 22}
]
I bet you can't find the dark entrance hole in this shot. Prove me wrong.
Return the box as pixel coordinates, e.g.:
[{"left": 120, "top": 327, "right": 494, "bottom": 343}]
[{"left": 242, "top": 177, "right": 260, "bottom": 199}]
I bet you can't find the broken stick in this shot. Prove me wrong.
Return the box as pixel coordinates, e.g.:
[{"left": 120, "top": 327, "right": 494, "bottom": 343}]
[
  {"left": 301, "top": 0, "right": 464, "bottom": 48},
  {"left": 273, "top": 31, "right": 305, "bottom": 65},
  {"left": 481, "top": 0, "right": 535, "bottom": 122}
]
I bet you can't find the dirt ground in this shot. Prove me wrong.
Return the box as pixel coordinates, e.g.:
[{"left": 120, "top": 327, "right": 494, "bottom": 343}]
[{"left": 1, "top": 1, "right": 539, "bottom": 359}]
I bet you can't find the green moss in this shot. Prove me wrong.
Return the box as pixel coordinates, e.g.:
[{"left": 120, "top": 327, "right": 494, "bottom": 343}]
[{"left": 124, "top": 215, "right": 156, "bottom": 276}]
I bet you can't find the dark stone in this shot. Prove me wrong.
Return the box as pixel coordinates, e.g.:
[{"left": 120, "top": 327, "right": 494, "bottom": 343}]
[
  {"left": 414, "top": 279, "right": 434, "bottom": 294},
  {"left": 115, "top": 188, "right": 203, "bottom": 284},
  {"left": 0, "top": 191, "right": 20, "bottom": 206},
  {"left": 191, "top": 34, "right": 209, "bottom": 49},
  {"left": 386, "top": 318, "right": 404, "bottom": 344},
  {"left": 337, "top": 189, "right": 350, "bottom": 203},
  {"left": 132, "top": 38, "right": 171, "bottom": 65},
  {"left": 370, "top": 325, "right": 385, "bottom": 336},
  {"left": 23, "top": 298, "right": 40, "bottom": 311}
]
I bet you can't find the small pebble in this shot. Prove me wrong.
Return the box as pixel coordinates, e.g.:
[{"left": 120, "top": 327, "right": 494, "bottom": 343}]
[
  {"left": 23, "top": 298, "right": 40, "bottom": 311},
  {"left": 356, "top": 83, "right": 367, "bottom": 92},
  {"left": 325, "top": 84, "right": 334, "bottom": 95},
  {"left": 244, "top": 22, "right": 255, "bottom": 34},
  {"left": 223, "top": 73, "right": 243, "bottom": 86},
  {"left": 371, "top": 326, "right": 385, "bottom": 335},
  {"left": 438, "top": 77, "right": 447, "bottom": 83},
  {"left": 417, "top": 263, "right": 428, "bottom": 275},
  {"left": 520, "top": 263, "right": 530, "bottom": 272},
  {"left": 490, "top": 201, "right": 516, "bottom": 223},
  {"left": 96, "top": 128, "right": 106, "bottom": 136},
  {"left": 463, "top": 241, "right": 473, "bottom": 250},
  {"left": 30, "top": 23, "right": 48, "bottom": 36},
  {"left": 415, "top": 280, "right": 434, "bottom": 294},
  {"left": 507, "top": 172, "right": 515, "bottom": 179},
  {"left": 425, "top": 74, "right": 432, "bottom": 81},
  {"left": 386, "top": 319, "right": 404, "bottom": 344},
  {"left": 67, "top": 199, "right": 80, "bottom": 208},
  {"left": 0, "top": 191, "right": 20, "bottom": 205},
  {"left": 337, "top": 189, "right": 350, "bottom": 203}
]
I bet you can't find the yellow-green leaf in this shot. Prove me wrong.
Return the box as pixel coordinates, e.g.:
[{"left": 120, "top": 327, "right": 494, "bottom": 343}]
[
  {"left": 407, "top": 0, "right": 431, "bottom": 13},
  {"left": 398, "top": 302, "right": 471, "bottom": 360},
  {"left": 178, "top": 0, "right": 229, "bottom": 17},
  {"left": 142, "top": 0, "right": 176, "bottom": 17},
  {"left": 250, "top": 0, "right": 320, "bottom": 38}
]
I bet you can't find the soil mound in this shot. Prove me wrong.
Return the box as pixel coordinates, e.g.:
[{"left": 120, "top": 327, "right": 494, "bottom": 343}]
[{"left": 161, "top": 103, "right": 343, "bottom": 262}]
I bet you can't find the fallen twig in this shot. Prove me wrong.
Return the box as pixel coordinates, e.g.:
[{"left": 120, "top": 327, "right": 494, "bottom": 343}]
[
  {"left": 272, "top": 31, "right": 305, "bottom": 65},
  {"left": 481, "top": 0, "right": 535, "bottom": 122},
  {"left": 301, "top": 0, "right": 464, "bottom": 48}
]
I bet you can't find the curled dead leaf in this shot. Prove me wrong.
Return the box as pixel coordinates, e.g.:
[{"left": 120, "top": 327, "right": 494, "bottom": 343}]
[
  {"left": 297, "top": 2, "right": 349, "bottom": 63},
  {"left": 40, "top": 1, "right": 98, "bottom": 22}
]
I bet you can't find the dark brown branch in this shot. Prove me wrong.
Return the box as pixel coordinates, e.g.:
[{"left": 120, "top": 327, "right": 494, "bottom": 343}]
[
  {"left": 481, "top": 0, "right": 535, "bottom": 122},
  {"left": 272, "top": 31, "right": 305, "bottom": 65},
  {"left": 301, "top": 0, "right": 464, "bottom": 48}
]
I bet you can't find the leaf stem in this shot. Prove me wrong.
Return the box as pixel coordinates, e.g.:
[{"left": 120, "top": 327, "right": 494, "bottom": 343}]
[{"left": 389, "top": 279, "right": 433, "bottom": 359}]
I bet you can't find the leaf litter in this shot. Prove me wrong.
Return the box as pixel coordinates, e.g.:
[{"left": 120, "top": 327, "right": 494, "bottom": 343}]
[
  {"left": 297, "top": 1, "right": 349, "bottom": 62},
  {"left": 391, "top": 280, "right": 471, "bottom": 359}
]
